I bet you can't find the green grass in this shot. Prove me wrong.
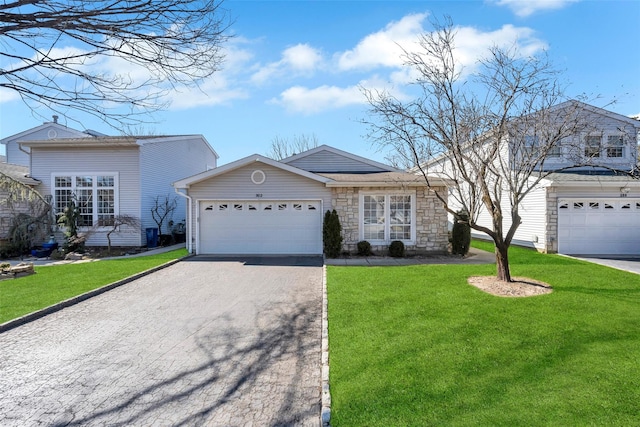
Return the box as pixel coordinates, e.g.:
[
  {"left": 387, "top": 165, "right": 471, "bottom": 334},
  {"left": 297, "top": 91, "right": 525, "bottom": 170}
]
[
  {"left": 0, "top": 249, "right": 188, "bottom": 324},
  {"left": 327, "top": 243, "right": 640, "bottom": 426}
]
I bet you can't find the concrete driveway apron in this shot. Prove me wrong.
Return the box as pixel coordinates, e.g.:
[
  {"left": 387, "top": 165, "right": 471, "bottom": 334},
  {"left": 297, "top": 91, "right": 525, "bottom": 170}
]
[{"left": 0, "top": 256, "right": 323, "bottom": 426}]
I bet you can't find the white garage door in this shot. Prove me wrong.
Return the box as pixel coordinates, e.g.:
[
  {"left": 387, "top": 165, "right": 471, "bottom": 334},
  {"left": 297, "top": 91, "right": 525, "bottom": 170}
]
[
  {"left": 198, "top": 200, "right": 323, "bottom": 255},
  {"left": 558, "top": 198, "right": 640, "bottom": 255}
]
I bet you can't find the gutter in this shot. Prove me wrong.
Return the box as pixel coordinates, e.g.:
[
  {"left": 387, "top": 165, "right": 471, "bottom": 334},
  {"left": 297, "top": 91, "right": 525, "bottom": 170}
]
[{"left": 174, "top": 187, "right": 193, "bottom": 254}]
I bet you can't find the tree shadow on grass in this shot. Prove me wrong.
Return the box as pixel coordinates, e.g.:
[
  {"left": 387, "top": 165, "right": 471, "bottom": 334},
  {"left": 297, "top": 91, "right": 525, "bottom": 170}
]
[{"left": 54, "top": 299, "right": 321, "bottom": 427}]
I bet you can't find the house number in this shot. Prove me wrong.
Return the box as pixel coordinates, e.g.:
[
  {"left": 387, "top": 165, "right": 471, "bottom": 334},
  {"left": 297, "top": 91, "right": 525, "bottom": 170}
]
[{"left": 256, "top": 193, "right": 263, "bottom": 198}]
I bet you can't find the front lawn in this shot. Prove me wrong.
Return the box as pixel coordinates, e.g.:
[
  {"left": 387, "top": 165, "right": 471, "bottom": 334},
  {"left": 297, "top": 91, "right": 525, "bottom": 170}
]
[
  {"left": 0, "top": 249, "right": 188, "bottom": 324},
  {"left": 327, "top": 243, "right": 640, "bottom": 426}
]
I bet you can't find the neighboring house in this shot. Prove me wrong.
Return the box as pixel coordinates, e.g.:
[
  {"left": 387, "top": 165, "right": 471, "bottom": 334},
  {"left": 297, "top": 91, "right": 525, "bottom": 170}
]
[
  {"left": 174, "top": 145, "right": 450, "bottom": 255},
  {"left": 0, "top": 162, "right": 41, "bottom": 243},
  {"left": 1, "top": 121, "right": 218, "bottom": 248},
  {"left": 431, "top": 100, "right": 640, "bottom": 256}
]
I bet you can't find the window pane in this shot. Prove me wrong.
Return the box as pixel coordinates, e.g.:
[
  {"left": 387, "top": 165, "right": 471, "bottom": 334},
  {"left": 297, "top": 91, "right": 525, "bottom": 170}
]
[
  {"left": 55, "top": 176, "right": 72, "bottom": 187},
  {"left": 55, "top": 189, "right": 73, "bottom": 214},
  {"left": 97, "top": 189, "right": 115, "bottom": 223},
  {"left": 76, "top": 176, "right": 93, "bottom": 187},
  {"left": 97, "top": 176, "right": 114, "bottom": 187},
  {"left": 364, "top": 195, "right": 385, "bottom": 240},
  {"left": 389, "top": 195, "right": 412, "bottom": 240},
  {"left": 76, "top": 189, "right": 93, "bottom": 226}
]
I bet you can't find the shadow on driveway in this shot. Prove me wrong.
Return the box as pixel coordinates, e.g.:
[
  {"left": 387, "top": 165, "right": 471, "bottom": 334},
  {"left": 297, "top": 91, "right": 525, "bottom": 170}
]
[
  {"left": 188, "top": 255, "right": 324, "bottom": 267},
  {"left": 50, "top": 300, "right": 320, "bottom": 427}
]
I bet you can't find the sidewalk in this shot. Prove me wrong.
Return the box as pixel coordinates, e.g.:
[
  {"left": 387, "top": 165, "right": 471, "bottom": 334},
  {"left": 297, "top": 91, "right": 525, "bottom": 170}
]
[{"left": 325, "top": 247, "right": 495, "bottom": 266}]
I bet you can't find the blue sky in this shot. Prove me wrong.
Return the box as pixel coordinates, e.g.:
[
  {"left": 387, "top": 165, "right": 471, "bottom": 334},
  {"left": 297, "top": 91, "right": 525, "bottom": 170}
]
[{"left": 1, "top": 0, "right": 639, "bottom": 164}]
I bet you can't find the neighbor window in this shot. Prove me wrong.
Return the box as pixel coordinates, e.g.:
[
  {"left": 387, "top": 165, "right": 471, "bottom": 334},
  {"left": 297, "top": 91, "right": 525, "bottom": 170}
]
[
  {"left": 606, "top": 135, "right": 624, "bottom": 158},
  {"left": 361, "top": 193, "right": 415, "bottom": 243},
  {"left": 523, "top": 135, "right": 539, "bottom": 156},
  {"left": 53, "top": 174, "right": 117, "bottom": 227},
  {"left": 584, "top": 135, "right": 601, "bottom": 158}
]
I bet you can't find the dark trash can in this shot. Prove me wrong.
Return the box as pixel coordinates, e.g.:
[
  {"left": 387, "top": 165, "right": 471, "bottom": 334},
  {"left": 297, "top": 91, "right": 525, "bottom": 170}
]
[{"left": 146, "top": 227, "right": 159, "bottom": 248}]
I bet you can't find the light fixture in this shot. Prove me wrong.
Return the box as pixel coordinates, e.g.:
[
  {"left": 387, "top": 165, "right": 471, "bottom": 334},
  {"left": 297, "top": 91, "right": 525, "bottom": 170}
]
[{"left": 620, "top": 186, "right": 630, "bottom": 194}]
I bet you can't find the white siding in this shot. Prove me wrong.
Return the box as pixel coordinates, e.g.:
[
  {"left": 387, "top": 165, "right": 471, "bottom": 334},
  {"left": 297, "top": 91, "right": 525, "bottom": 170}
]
[
  {"left": 186, "top": 163, "right": 332, "bottom": 250},
  {"left": 139, "top": 137, "right": 217, "bottom": 237},
  {"left": 285, "top": 151, "right": 389, "bottom": 173},
  {"left": 4, "top": 125, "right": 90, "bottom": 167},
  {"left": 30, "top": 146, "right": 142, "bottom": 246}
]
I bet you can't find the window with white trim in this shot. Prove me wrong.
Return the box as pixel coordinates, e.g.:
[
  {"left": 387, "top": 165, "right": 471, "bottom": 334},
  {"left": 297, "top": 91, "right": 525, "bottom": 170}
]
[
  {"left": 606, "top": 135, "right": 624, "bottom": 158},
  {"left": 584, "top": 135, "right": 601, "bottom": 158},
  {"left": 361, "top": 193, "right": 415, "bottom": 243},
  {"left": 53, "top": 174, "right": 117, "bottom": 227}
]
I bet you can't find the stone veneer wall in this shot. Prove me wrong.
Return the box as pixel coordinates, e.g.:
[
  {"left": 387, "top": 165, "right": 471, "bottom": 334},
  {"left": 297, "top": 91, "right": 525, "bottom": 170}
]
[
  {"left": 545, "top": 187, "right": 558, "bottom": 253},
  {"left": 331, "top": 186, "right": 449, "bottom": 255}
]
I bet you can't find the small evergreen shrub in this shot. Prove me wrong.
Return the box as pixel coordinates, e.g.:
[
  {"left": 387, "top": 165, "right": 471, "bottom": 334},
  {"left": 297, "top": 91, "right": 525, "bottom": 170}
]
[
  {"left": 357, "top": 240, "right": 372, "bottom": 256},
  {"left": 323, "top": 209, "right": 343, "bottom": 258},
  {"left": 451, "top": 209, "right": 471, "bottom": 256},
  {"left": 389, "top": 240, "right": 405, "bottom": 257}
]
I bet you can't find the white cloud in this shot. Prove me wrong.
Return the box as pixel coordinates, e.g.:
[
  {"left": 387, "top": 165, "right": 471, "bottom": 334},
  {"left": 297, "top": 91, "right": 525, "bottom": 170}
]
[
  {"left": 453, "top": 24, "right": 547, "bottom": 69},
  {"left": 337, "top": 13, "right": 427, "bottom": 71},
  {"left": 274, "top": 85, "right": 363, "bottom": 114},
  {"left": 252, "top": 43, "right": 323, "bottom": 84},
  {"left": 489, "top": 0, "right": 579, "bottom": 17},
  {"left": 273, "top": 76, "right": 407, "bottom": 115}
]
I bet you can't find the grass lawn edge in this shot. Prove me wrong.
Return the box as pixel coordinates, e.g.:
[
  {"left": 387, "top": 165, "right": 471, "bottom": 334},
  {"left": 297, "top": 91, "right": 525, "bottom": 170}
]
[{"left": 0, "top": 254, "right": 192, "bottom": 334}]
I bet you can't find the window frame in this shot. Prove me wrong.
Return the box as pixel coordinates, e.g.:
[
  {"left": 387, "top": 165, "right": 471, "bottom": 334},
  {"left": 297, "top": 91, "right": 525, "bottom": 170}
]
[
  {"left": 51, "top": 173, "right": 119, "bottom": 228},
  {"left": 584, "top": 135, "right": 602, "bottom": 158},
  {"left": 606, "top": 135, "right": 624, "bottom": 158},
  {"left": 359, "top": 191, "right": 416, "bottom": 245}
]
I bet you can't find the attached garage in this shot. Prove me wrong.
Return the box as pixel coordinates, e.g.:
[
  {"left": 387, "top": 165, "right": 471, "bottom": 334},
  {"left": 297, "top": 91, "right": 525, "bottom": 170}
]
[
  {"left": 198, "top": 200, "right": 323, "bottom": 255},
  {"left": 558, "top": 198, "right": 640, "bottom": 255}
]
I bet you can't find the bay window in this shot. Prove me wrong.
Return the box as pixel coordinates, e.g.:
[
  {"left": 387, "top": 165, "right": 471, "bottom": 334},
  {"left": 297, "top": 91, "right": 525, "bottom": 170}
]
[
  {"left": 361, "top": 192, "right": 415, "bottom": 243},
  {"left": 53, "top": 174, "right": 117, "bottom": 227}
]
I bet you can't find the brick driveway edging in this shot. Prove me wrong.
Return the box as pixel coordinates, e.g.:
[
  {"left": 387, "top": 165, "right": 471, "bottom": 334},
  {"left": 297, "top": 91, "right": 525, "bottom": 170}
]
[{"left": 0, "top": 256, "right": 188, "bottom": 334}]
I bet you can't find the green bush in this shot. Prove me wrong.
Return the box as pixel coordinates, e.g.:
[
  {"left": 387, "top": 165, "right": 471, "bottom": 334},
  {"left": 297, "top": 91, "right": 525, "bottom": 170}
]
[
  {"left": 451, "top": 209, "right": 471, "bottom": 255},
  {"left": 357, "top": 240, "right": 372, "bottom": 256},
  {"left": 389, "top": 240, "right": 405, "bottom": 257},
  {"left": 323, "top": 209, "right": 343, "bottom": 258}
]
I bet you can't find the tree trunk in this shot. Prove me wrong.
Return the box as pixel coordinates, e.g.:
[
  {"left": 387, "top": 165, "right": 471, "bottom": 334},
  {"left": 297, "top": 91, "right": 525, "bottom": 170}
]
[{"left": 495, "top": 243, "right": 512, "bottom": 282}]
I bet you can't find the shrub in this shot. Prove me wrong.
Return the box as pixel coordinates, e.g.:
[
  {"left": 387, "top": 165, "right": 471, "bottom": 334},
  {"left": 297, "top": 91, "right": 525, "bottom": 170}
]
[
  {"left": 389, "top": 240, "right": 405, "bottom": 257},
  {"left": 323, "top": 209, "right": 343, "bottom": 258},
  {"left": 357, "top": 240, "right": 372, "bottom": 256},
  {"left": 451, "top": 209, "right": 471, "bottom": 255}
]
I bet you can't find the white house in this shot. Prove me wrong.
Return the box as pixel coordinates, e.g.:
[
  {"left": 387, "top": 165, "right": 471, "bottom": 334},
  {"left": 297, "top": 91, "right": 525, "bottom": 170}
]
[
  {"left": 430, "top": 100, "right": 640, "bottom": 256},
  {"left": 1, "top": 121, "right": 218, "bottom": 247},
  {"left": 174, "top": 145, "right": 450, "bottom": 255}
]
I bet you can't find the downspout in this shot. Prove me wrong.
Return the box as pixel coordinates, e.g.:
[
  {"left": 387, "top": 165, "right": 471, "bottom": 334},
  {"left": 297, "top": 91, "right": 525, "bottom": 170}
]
[
  {"left": 18, "top": 143, "right": 32, "bottom": 172},
  {"left": 174, "top": 187, "right": 193, "bottom": 254}
]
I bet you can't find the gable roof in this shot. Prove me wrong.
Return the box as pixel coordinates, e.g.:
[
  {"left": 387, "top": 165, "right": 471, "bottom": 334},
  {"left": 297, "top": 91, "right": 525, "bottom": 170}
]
[
  {"left": 0, "top": 122, "right": 91, "bottom": 145},
  {"left": 549, "top": 100, "right": 640, "bottom": 128},
  {"left": 19, "top": 134, "right": 219, "bottom": 158},
  {"left": 320, "top": 172, "right": 451, "bottom": 187},
  {"left": 281, "top": 144, "right": 400, "bottom": 173},
  {"left": 173, "top": 154, "right": 332, "bottom": 188}
]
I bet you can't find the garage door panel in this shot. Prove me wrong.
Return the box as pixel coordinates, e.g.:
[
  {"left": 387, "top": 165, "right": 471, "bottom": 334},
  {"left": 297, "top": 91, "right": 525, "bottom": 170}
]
[
  {"left": 199, "top": 200, "right": 322, "bottom": 255},
  {"left": 558, "top": 198, "right": 640, "bottom": 255}
]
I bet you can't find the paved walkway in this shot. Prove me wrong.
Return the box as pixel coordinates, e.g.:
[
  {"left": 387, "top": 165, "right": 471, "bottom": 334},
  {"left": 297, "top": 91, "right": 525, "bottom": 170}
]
[
  {"left": 0, "top": 258, "right": 323, "bottom": 426},
  {"left": 325, "top": 247, "right": 496, "bottom": 266}
]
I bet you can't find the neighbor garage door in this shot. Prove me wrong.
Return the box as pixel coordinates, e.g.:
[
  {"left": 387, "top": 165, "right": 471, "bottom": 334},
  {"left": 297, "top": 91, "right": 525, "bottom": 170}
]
[
  {"left": 557, "top": 198, "right": 640, "bottom": 255},
  {"left": 198, "top": 200, "right": 323, "bottom": 255}
]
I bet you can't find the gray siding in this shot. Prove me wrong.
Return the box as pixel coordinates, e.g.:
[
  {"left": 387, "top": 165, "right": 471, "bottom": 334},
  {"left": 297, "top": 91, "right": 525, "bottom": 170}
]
[
  {"left": 285, "top": 151, "right": 390, "bottom": 173},
  {"left": 30, "top": 146, "right": 142, "bottom": 246},
  {"left": 4, "top": 125, "right": 90, "bottom": 167},
  {"left": 186, "top": 163, "right": 332, "bottom": 249},
  {"left": 139, "top": 137, "right": 217, "bottom": 237}
]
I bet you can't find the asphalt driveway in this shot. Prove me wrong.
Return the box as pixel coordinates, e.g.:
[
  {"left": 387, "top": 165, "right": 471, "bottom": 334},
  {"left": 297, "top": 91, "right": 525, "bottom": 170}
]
[{"left": 0, "top": 257, "right": 323, "bottom": 426}]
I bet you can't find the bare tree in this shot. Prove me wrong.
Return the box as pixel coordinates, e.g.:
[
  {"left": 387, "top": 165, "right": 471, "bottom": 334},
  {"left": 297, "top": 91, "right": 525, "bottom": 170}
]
[
  {"left": 266, "top": 134, "right": 319, "bottom": 160},
  {"left": 151, "top": 194, "right": 177, "bottom": 238},
  {"left": 0, "top": 0, "right": 231, "bottom": 129},
  {"left": 96, "top": 215, "right": 141, "bottom": 254},
  {"left": 363, "top": 18, "right": 616, "bottom": 282}
]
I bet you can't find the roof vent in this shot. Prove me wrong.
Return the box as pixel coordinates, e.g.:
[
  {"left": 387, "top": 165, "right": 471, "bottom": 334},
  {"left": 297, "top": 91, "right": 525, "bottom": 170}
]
[{"left": 52, "top": 115, "right": 59, "bottom": 124}]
